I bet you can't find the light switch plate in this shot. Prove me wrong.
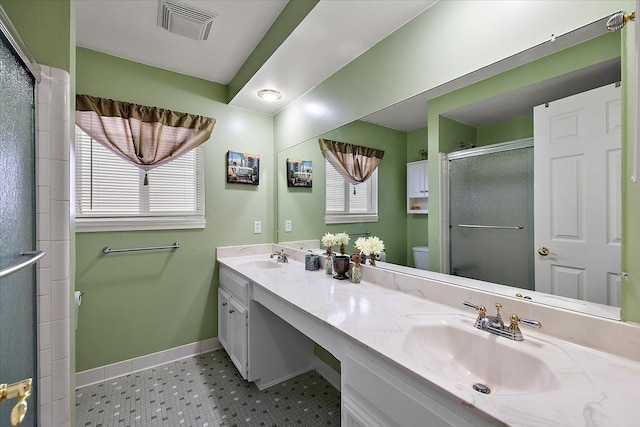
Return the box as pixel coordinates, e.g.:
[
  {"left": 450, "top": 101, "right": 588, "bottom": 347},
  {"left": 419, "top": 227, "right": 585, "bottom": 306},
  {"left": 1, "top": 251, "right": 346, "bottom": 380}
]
[
  {"left": 254, "top": 220, "right": 262, "bottom": 234},
  {"left": 285, "top": 220, "right": 292, "bottom": 232}
]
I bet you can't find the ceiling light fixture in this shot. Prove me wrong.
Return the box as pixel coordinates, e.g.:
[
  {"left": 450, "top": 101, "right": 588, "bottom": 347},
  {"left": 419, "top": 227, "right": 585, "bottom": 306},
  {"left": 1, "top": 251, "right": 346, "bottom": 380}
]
[{"left": 257, "top": 89, "right": 283, "bottom": 102}]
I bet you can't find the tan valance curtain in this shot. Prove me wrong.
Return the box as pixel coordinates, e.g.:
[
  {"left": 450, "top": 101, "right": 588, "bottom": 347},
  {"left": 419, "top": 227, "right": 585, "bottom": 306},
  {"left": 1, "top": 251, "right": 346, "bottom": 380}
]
[
  {"left": 75, "top": 95, "right": 215, "bottom": 183},
  {"left": 319, "top": 138, "right": 385, "bottom": 185}
]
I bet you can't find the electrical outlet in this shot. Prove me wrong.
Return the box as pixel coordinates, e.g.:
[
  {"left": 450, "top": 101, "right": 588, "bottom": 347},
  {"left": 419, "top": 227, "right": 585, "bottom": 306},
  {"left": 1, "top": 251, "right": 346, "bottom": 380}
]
[
  {"left": 285, "top": 220, "right": 292, "bottom": 232},
  {"left": 253, "top": 221, "right": 262, "bottom": 234}
]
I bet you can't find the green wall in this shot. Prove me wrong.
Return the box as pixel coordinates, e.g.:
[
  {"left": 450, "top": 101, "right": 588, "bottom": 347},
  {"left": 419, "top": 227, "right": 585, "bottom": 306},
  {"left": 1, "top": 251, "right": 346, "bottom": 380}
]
[
  {"left": 477, "top": 114, "right": 534, "bottom": 146},
  {"left": 75, "top": 48, "right": 275, "bottom": 371},
  {"left": 426, "top": 31, "right": 622, "bottom": 272},
  {"left": 438, "top": 116, "right": 477, "bottom": 154},
  {"left": 406, "top": 127, "right": 428, "bottom": 266},
  {"left": 277, "top": 120, "right": 408, "bottom": 265},
  {"left": 0, "top": 0, "right": 71, "bottom": 71},
  {"left": 621, "top": 28, "right": 640, "bottom": 323}
]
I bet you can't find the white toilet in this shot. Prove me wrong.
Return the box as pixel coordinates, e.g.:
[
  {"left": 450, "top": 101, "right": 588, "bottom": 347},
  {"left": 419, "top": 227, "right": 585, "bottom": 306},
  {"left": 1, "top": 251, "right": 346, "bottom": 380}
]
[{"left": 412, "top": 246, "right": 429, "bottom": 270}]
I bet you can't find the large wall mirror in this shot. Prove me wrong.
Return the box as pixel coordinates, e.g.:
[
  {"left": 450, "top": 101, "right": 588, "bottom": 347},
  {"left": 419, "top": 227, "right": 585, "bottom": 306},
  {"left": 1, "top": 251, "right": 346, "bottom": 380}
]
[{"left": 277, "top": 16, "right": 626, "bottom": 320}]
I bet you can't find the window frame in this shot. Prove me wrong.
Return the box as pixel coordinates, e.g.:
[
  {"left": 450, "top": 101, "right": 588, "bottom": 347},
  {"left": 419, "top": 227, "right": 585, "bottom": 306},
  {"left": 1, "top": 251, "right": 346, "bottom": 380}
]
[
  {"left": 75, "top": 126, "right": 206, "bottom": 232},
  {"left": 324, "top": 159, "right": 379, "bottom": 224}
]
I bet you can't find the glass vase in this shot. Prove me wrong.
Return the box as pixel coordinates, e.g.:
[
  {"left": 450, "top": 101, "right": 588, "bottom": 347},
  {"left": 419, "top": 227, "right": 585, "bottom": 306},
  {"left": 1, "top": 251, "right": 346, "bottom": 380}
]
[
  {"left": 369, "top": 253, "right": 376, "bottom": 267},
  {"left": 332, "top": 254, "right": 350, "bottom": 280},
  {"left": 325, "top": 254, "right": 333, "bottom": 275},
  {"left": 351, "top": 265, "right": 362, "bottom": 284}
]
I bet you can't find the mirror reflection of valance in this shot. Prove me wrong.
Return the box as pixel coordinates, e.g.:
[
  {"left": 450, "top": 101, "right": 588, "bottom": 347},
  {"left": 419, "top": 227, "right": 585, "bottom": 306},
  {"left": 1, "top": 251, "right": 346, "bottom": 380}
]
[
  {"left": 319, "top": 138, "right": 385, "bottom": 185},
  {"left": 75, "top": 94, "right": 215, "bottom": 183}
]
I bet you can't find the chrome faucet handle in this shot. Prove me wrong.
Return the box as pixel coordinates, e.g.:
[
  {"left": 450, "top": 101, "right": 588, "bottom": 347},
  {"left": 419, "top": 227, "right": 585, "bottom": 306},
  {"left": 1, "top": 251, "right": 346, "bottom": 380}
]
[
  {"left": 508, "top": 314, "right": 542, "bottom": 334},
  {"left": 519, "top": 317, "right": 542, "bottom": 329},
  {"left": 463, "top": 301, "right": 487, "bottom": 324}
]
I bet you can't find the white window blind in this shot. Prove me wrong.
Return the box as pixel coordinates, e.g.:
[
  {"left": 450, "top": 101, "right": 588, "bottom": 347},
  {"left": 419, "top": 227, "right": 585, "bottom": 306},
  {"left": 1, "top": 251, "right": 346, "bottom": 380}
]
[
  {"left": 75, "top": 126, "right": 205, "bottom": 232},
  {"left": 325, "top": 159, "right": 378, "bottom": 224}
]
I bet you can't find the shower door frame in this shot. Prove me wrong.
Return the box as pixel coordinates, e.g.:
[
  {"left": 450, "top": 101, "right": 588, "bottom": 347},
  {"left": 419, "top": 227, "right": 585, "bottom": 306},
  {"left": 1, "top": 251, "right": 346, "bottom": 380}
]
[
  {"left": 0, "top": 6, "right": 42, "bottom": 427},
  {"left": 439, "top": 138, "right": 534, "bottom": 274}
]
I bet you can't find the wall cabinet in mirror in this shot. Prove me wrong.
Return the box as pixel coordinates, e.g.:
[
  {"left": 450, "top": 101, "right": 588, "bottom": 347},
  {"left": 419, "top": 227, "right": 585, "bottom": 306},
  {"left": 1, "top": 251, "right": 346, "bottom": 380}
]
[{"left": 407, "top": 160, "right": 428, "bottom": 214}]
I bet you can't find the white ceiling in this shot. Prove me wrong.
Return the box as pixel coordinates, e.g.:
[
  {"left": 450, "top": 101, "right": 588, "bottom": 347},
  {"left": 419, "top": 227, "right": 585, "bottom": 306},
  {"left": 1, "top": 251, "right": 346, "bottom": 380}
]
[
  {"left": 228, "top": 0, "right": 437, "bottom": 115},
  {"left": 75, "top": 1, "right": 617, "bottom": 131},
  {"left": 76, "top": 0, "right": 436, "bottom": 115},
  {"left": 76, "top": 0, "right": 288, "bottom": 85},
  {"left": 361, "top": 16, "right": 617, "bottom": 132},
  {"left": 443, "top": 58, "right": 620, "bottom": 128}
]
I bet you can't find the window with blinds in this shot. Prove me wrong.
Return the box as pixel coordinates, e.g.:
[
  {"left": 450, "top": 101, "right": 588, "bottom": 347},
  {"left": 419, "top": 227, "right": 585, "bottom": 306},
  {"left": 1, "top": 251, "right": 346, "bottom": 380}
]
[
  {"left": 75, "top": 126, "right": 205, "bottom": 231},
  {"left": 325, "top": 159, "right": 378, "bottom": 224}
]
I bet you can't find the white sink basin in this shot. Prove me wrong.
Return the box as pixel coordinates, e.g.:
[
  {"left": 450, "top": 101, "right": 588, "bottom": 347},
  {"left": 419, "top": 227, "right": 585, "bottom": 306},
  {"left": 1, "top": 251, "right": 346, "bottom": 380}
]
[
  {"left": 239, "top": 260, "right": 283, "bottom": 269},
  {"left": 402, "top": 317, "right": 560, "bottom": 395}
]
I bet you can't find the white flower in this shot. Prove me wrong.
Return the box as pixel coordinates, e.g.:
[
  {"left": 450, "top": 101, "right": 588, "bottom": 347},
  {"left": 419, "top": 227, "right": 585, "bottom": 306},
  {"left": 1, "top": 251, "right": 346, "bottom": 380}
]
[
  {"left": 335, "top": 232, "right": 350, "bottom": 246},
  {"left": 354, "top": 236, "right": 384, "bottom": 256},
  {"left": 368, "top": 236, "right": 385, "bottom": 254},
  {"left": 321, "top": 232, "right": 336, "bottom": 248},
  {"left": 354, "top": 237, "right": 371, "bottom": 255}
]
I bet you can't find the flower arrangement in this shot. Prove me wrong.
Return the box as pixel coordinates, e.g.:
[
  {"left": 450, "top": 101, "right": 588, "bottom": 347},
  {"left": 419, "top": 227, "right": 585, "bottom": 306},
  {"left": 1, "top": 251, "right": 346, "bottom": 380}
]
[
  {"left": 355, "top": 236, "right": 385, "bottom": 266},
  {"left": 321, "top": 232, "right": 336, "bottom": 255},
  {"left": 334, "top": 232, "right": 350, "bottom": 254}
]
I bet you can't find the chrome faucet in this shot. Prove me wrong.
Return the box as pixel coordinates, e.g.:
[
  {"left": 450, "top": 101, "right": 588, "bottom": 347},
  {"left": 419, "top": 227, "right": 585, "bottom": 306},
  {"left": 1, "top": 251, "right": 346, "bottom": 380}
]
[
  {"left": 270, "top": 249, "right": 288, "bottom": 263},
  {"left": 463, "top": 301, "right": 541, "bottom": 341}
]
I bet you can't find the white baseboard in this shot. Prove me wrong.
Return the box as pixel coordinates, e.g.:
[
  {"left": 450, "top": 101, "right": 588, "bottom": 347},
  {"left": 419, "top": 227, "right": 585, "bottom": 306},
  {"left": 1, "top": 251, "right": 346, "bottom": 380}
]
[
  {"left": 76, "top": 338, "right": 221, "bottom": 389},
  {"left": 313, "top": 355, "right": 341, "bottom": 391}
]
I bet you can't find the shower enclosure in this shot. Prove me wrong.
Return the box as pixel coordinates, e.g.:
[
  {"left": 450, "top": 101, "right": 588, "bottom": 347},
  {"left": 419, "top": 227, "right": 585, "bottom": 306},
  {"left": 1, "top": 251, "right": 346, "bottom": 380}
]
[
  {"left": 0, "top": 12, "right": 41, "bottom": 427},
  {"left": 447, "top": 139, "right": 534, "bottom": 290}
]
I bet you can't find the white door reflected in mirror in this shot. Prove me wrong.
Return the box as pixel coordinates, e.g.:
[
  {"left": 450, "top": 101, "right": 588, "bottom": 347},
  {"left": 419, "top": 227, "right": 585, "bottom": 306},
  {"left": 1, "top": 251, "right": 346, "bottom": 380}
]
[{"left": 534, "top": 83, "right": 622, "bottom": 306}]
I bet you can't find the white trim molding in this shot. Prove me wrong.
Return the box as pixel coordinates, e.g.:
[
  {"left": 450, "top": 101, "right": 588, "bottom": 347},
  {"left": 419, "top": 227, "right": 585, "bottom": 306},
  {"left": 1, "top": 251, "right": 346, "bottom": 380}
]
[{"left": 75, "top": 338, "right": 221, "bottom": 389}]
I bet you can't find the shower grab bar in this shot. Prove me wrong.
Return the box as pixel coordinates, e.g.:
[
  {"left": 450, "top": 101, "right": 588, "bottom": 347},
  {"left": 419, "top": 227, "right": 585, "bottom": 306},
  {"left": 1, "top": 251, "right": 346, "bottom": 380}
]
[
  {"left": 458, "top": 224, "right": 524, "bottom": 230},
  {"left": 102, "top": 242, "right": 180, "bottom": 254},
  {"left": 0, "top": 251, "right": 46, "bottom": 280}
]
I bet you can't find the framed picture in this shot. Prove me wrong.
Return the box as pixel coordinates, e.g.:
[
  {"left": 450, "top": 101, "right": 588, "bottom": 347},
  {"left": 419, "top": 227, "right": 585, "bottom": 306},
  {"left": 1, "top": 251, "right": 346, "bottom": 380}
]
[
  {"left": 287, "top": 158, "right": 313, "bottom": 187},
  {"left": 226, "top": 151, "right": 260, "bottom": 185}
]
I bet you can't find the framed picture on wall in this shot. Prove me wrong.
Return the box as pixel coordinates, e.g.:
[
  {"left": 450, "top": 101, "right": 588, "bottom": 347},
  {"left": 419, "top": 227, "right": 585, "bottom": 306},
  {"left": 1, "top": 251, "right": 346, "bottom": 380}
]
[
  {"left": 226, "top": 151, "right": 260, "bottom": 185},
  {"left": 286, "top": 158, "right": 313, "bottom": 187}
]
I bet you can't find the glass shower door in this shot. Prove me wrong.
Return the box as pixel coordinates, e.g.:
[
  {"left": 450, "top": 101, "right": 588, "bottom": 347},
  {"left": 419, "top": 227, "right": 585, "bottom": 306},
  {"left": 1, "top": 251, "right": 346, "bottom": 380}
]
[
  {"left": 0, "top": 31, "right": 38, "bottom": 426},
  {"left": 449, "top": 146, "right": 534, "bottom": 290}
]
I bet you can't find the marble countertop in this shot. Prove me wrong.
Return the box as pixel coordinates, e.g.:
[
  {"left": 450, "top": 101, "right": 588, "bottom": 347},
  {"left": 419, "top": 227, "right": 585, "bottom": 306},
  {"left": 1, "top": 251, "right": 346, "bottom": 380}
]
[{"left": 217, "top": 251, "right": 640, "bottom": 426}]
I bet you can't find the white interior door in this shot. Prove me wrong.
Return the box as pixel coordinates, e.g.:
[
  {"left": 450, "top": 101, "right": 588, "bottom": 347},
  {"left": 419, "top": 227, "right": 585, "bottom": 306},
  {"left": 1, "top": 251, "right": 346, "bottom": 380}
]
[{"left": 534, "top": 83, "right": 622, "bottom": 305}]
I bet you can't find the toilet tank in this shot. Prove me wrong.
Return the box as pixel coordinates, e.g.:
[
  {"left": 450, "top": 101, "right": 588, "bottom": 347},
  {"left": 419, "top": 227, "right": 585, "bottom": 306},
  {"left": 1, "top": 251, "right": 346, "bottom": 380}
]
[{"left": 412, "top": 246, "right": 429, "bottom": 270}]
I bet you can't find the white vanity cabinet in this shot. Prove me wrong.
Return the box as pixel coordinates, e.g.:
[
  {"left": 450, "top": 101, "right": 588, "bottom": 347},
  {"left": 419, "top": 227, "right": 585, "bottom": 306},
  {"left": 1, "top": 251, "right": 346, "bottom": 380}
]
[
  {"left": 342, "top": 344, "right": 496, "bottom": 427},
  {"left": 407, "top": 160, "right": 428, "bottom": 214},
  {"left": 218, "top": 266, "right": 250, "bottom": 379},
  {"left": 218, "top": 263, "right": 316, "bottom": 388}
]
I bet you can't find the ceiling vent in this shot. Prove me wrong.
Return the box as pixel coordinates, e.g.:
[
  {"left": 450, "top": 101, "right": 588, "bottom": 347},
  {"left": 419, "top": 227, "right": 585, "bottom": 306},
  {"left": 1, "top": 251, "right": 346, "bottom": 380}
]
[{"left": 157, "top": 0, "right": 217, "bottom": 41}]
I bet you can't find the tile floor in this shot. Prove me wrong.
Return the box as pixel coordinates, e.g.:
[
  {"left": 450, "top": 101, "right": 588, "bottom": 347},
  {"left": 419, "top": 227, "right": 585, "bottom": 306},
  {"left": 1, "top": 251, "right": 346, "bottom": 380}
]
[{"left": 75, "top": 349, "right": 341, "bottom": 426}]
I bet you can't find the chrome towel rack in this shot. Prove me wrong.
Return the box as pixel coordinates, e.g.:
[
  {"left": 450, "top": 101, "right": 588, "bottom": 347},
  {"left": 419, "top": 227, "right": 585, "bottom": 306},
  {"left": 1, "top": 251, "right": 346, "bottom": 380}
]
[
  {"left": 102, "top": 242, "right": 180, "bottom": 254},
  {"left": 457, "top": 224, "right": 524, "bottom": 230},
  {"left": 348, "top": 231, "right": 371, "bottom": 237}
]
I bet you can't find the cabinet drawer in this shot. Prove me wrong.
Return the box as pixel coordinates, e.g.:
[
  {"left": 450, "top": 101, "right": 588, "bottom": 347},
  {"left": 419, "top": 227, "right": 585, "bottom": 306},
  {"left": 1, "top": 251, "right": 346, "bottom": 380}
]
[{"left": 219, "top": 266, "right": 250, "bottom": 304}]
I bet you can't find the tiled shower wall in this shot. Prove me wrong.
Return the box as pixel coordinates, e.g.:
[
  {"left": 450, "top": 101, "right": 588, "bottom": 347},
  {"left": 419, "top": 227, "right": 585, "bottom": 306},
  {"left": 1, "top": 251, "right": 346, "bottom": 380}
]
[{"left": 36, "top": 65, "right": 71, "bottom": 427}]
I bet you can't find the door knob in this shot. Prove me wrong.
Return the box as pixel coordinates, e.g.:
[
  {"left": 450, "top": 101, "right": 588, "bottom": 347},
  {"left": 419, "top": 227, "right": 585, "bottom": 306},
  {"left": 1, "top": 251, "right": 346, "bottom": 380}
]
[
  {"left": 0, "top": 378, "right": 32, "bottom": 426},
  {"left": 537, "top": 246, "right": 556, "bottom": 256}
]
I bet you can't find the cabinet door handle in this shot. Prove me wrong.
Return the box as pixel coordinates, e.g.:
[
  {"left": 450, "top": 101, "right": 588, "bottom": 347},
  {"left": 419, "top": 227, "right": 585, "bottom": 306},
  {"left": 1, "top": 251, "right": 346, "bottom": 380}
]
[
  {"left": 229, "top": 309, "right": 235, "bottom": 314},
  {"left": 222, "top": 302, "right": 227, "bottom": 306}
]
